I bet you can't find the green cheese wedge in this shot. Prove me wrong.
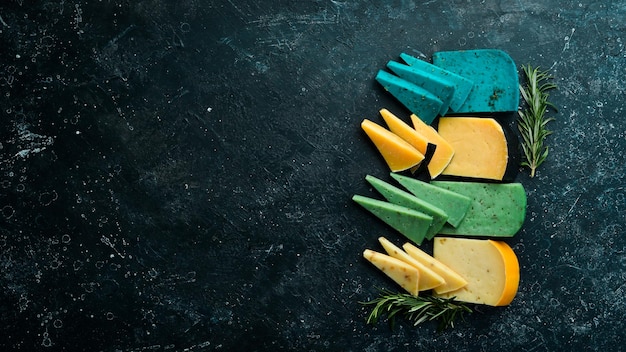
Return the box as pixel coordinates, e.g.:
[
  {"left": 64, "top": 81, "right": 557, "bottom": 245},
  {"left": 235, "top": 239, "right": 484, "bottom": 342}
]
[
  {"left": 431, "top": 181, "right": 527, "bottom": 237},
  {"left": 352, "top": 194, "right": 433, "bottom": 245},
  {"left": 365, "top": 175, "right": 448, "bottom": 240},
  {"left": 432, "top": 49, "right": 519, "bottom": 113},
  {"left": 386, "top": 61, "right": 454, "bottom": 116},
  {"left": 390, "top": 173, "right": 471, "bottom": 228},
  {"left": 375, "top": 70, "right": 443, "bottom": 125},
  {"left": 399, "top": 52, "right": 474, "bottom": 112}
]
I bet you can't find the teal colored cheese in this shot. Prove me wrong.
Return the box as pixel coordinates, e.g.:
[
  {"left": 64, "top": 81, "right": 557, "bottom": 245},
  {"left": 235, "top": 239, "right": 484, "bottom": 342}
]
[
  {"left": 386, "top": 61, "right": 454, "bottom": 116},
  {"left": 352, "top": 194, "right": 433, "bottom": 245},
  {"left": 432, "top": 49, "right": 519, "bottom": 113},
  {"left": 431, "top": 181, "right": 526, "bottom": 237},
  {"left": 390, "top": 173, "right": 471, "bottom": 228},
  {"left": 399, "top": 52, "right": 473, "bottom": 112},
  {"left": 365, "top": 175, "right": 448, "bottom": 240},
  {"left": 375, "top": 70, "right": 443, "bottom": 125}
]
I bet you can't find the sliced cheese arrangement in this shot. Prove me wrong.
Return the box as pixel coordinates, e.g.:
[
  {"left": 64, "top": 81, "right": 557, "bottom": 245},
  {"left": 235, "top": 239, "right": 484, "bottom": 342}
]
[
  {"left": 376, "top": 49, "right": 518, "bottom": 124},
  {"left": 357, "top": 49, "right": 528, "bottom": 326},
  {"left": 361, "top": 108, "right": 511, "bottom": 181}
]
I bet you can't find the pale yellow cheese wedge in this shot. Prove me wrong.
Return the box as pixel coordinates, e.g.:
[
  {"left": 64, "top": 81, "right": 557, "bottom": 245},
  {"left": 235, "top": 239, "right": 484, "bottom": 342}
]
[
  {"left": 437, "top": 117, "right": 508, "bottom": 180},
  {"left": 363, "top": 249, "right": 420, "bottom": 296},
  {"left": 409, "top": 114, "right": 455, "bottom": 178},
  {"left": 361, "top": 119, "right": 425, "bottom": 172},
  {"left": 433, "top": 237, "right": 520, "bottom": 306},
  {"left": 378, "top": 237, "right": 445, "bottom": 291},
  {"left": 402, "top": 242, "right": 468, "bottom": 294}
]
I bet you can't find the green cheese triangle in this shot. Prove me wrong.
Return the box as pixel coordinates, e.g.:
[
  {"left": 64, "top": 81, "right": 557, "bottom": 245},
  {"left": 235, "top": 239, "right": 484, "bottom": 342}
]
[
  {"left": 390, "top": 173, "right": 471, "bottom": 228},
  {"left": 431, "top": 181, "right": 527, "bottom": 237},
  {"left": 386, "top": 60, "right": 454, "bottom": 116},
  {"left": 352, "top": 194, "right": 433, "bottom": 245},
  {"left": 399, "top": 52, "right": 473, "bottom": 112},
  {"left": 365, "top": 175, "right": 447, "bottom": 240},
  {"left": 375, "top": 70, "right": 443, "bottom": 125}
]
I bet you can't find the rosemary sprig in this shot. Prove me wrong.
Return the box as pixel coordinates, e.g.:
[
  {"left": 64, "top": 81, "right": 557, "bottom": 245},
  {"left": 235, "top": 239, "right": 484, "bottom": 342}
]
[
  {"left": 360, "top": 289, "right": 472, "bottom": 331},
  {"left": 517, "top": 64, "right": 558, "bottom": 177}
]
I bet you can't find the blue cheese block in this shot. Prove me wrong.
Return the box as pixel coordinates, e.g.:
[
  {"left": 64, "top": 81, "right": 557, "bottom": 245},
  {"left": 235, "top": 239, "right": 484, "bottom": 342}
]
[
  {"left": 399, "top": 53, "right": 474, "bottom": 112},
  {"left": 432, "top": 49, "right": 519, "bottom": 113},
  {"left": 375, "top": 70, "right": 443, "bottom": 125},
  {"left": 386, "top": 60, "right": 454, "bottom": 116}
]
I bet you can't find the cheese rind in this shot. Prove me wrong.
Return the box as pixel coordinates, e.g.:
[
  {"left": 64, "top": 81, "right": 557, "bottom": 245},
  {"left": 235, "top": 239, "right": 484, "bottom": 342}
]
[
  {"left": 378, "top": 237, "right": 445, "bottom": 291},
  {"left": 433, "top": 237, "right": 519, "bottom": 306},
  {"left": 390, "top": 173, "right": 471, "bottom": 228},
  {"left": 375, "top": 70, "right": 443, "bottom": 125},
  {"left": 438, "top": 117, "right": 508, "bottom": 181},
  {"left": 402, "top": 242, "right": 468, "bottom": 294},
  {"left": 410, "top": 114, "right": 455, "bottom": 178},
  {"left": 363, "top": 249, "right": 420, "bottom": 296},
  {"left": 380, "top": 109, "right": 454, "bottom": 178},
  {"left": 352, "top": 195, "right": 433, "bottom": 245},
  {"left": 431, "top": 181, "right": 526, "bottom": 237},
  {"left": 361, "top": 119, "right": 425, "bottom": 172},
  {"left": 365, "top": 175, "right": 448, "bottom": 240}
]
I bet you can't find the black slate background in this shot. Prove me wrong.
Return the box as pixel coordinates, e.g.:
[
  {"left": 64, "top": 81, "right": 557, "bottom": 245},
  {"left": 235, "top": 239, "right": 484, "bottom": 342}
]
[{"left": 1, "top": 1, "right": 625, "bottom": 351}]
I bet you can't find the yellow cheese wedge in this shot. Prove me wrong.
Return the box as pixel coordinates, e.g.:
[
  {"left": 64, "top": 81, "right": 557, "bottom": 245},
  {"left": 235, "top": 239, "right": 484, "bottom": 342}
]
[
  {"left": 363, "top": 249, "right": 420, "bottom": 296},
  {"left": 361, "top": 119, "right": 425, "bottom": 172},
  {"left": 378, "top": 237, "right": 445, "bottom": 291},
  {"left": 409, "top": 114, "right": 455, "bottom": 178},
  {"left": 433, "top": 237, "right": 520, "bottom": 306},
  {"left": 437, "top": 117, "right": 508, "bottom": 180},
  {"left": 402, "top": 242, "right": 468, "bottom": 294}
]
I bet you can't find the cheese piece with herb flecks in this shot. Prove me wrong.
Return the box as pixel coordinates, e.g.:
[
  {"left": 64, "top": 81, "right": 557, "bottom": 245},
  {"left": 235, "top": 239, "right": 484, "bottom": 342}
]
[{"left": 363, "top": 249, "right": 420, "bottom": 296}]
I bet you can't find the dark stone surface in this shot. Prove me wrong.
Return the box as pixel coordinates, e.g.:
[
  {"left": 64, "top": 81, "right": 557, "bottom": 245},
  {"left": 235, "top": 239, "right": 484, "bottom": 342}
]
[{"left": 1, "top": 0, "right": 625, "bottom": 351}]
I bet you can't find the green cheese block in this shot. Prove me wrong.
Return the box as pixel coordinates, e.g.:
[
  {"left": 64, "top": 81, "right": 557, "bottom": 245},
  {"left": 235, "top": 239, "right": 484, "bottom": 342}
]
[
  {"left": 352, "top": 194, "right": 433, "bottom": 245},
  {"left": 399, "top": 52, "right": 474, "bottom": 112},
  {"left": 365, "top": 175, "right": 448, "bottom": 240},
  {"left": 431, "top": 181, "right": 527, "bottom": 237},
  {"left": 432, "top": 49, "right": 519, "bottom": 113},
  {"left": 375, "top": 70, "right": 443, "bottom": 125},
  {"left": 386, "top": 61, "right": 454, "bottom": 116},
  {"left": 390, "top": 173, "right": 471, "bottom": 228}
]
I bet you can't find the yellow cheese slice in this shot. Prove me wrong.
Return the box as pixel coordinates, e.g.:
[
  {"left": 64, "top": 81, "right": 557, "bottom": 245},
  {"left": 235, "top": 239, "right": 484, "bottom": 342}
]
[
  {"left": 363, "top": 249, "right": 420, "bottom": 296},
  {"left": 437, "top": 117, "right": 508, "bottom": 180},
  {"left": 378, "top": 237, "right": 445, "bottom": 291},
  {"left": 361, "top": 119, "right": 425, "bottom": 172},
  {"left": 402, "top": 242, "right": 468, "bottom": 294},
  {"left": 433, "top": 237, "right": 519, "bottom": 306},
  {"left": 409, "top": 114, "right": 455, "bottom": 178}
]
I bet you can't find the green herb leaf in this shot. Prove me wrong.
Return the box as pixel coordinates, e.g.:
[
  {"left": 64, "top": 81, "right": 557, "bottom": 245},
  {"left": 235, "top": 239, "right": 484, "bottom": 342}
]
[
  {"left": 360, "top": 289, "right": 472, "bottom": 331},
  {"left": 518, "top": 64, "right": 557, "bottom": 177}
]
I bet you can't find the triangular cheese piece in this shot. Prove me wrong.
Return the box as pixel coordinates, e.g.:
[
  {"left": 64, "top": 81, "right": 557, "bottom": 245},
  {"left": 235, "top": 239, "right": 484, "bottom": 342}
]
[
  {"left": 365, "top": 175, "right": 447, "bottom": 240},
  {"left": 409, "top": 114, "right": 455, "bottom": 178},
  {"left": 378, "top": 237, "right": 445, "bottom": 291},
  {"left": 433, "top": 238, "right": 520, "bottom": 306},
  {"left": 361, "top": 119, "right": 424, "bottom": 172},
  {"left": 375, "top": 70, "right": 443, "bottom": 125},
  {"left": 390, "top": 173, "right": 471, "bottom": 228},
  {"left": 402, "top": 242, "right": 467, "bottom": 294},
  {"left": 363, "top": 249, "right": 420, "bottom": 296},
  {"left": 386, "top": 61, "right": 454, "bottom": 116},
  {"left": 352, "top": 195, "right": 432, "bottom": 245}
]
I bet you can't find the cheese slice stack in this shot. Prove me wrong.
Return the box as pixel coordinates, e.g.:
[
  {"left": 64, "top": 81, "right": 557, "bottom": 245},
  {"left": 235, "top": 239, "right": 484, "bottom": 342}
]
[
  {"left": 363, "top": 249, "right": 420, "bottom": 296},
  {"left": 361, "top": 119, "right": 425, "bottom": 172},
  {"left": 433, "top": 237, "right": 519, "bottom": 306}
]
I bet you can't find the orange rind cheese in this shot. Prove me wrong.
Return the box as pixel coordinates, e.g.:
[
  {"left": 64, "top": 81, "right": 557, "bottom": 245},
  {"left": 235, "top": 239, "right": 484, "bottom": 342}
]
[
  {"left": 433, "top": 237, "right": 520, "bottom": 306},
  {"left": 409, "top": 114, "right": 455, "bottom": 178}
]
